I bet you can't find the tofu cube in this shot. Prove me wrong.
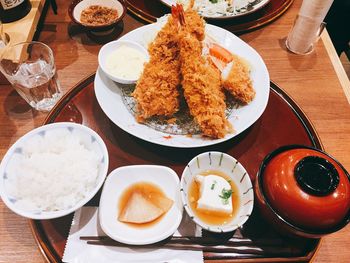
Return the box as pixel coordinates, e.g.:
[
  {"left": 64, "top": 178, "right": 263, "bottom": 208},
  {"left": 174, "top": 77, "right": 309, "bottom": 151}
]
[{"left": 195, "top": 174, "right": 233, "bottom": 214}]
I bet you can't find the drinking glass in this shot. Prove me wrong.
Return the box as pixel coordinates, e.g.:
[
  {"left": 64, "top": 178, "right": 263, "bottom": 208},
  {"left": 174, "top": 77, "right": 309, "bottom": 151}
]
[
  {"left": 286, "top": 15, "right": 326, "bottom": 55},
  {"left": 0, "top": 41, "right": 62, "bottom": 111},
  {"left": 285, "top": 0, "right": 334, "bottom": 55}
]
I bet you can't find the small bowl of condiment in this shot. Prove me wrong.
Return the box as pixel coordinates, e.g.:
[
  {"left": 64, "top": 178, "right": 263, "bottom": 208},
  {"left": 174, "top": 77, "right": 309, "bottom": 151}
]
[
  {"left": 99, "top": 165, "right": 183, "bottom": 245},
  {"left": 69, "top": 0, "right": 126, "bottom": 33},
  {"left": 181, "top": 152, "right": 254, "bottom": 233},
  {"left": 255, "top": 145, "right": 350, "bottom": 238},
  {"left": 98, "top": 40, "right": 149, "bottom": 84}
]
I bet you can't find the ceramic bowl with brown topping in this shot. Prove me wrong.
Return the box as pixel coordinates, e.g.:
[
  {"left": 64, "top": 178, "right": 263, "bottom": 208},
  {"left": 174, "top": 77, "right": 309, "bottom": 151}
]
[{"left": 69, "top": 0, "right": 126, "bottom": 32}]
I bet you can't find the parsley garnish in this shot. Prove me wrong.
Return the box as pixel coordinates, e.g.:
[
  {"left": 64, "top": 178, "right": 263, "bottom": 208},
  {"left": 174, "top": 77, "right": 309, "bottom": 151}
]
[
  {"left": 209, "top": 0, "right": 218, "bottom": 3},
  {"left": 219, "top": 188, "right": 232, "bottom": 205},
  {"left": 211, "top": 180, "right": 217, "bottom": 190}
]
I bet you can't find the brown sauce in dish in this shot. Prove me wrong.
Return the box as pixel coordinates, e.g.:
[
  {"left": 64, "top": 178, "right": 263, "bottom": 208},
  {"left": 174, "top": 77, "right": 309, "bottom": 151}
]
[
  {"left": 188, "top": 170, "right": 240, "bottom": 225},
  {"left": 80, "top": 5, "right": 118, "bottom": 26},
  {"left": 118, "top": 182, "right": 169, "bottom": 228}
]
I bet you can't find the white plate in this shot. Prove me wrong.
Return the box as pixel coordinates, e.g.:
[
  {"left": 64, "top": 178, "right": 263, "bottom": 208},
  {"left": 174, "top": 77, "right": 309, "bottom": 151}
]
[
  {"left": 159, "top": 0, "right": 270, "bottom": 19},
  {"left": 94, "top": 23, "right": 269, "bottom": 148},
  {"left": 99, "top": 165, "right": 183, "bottom": 245}
]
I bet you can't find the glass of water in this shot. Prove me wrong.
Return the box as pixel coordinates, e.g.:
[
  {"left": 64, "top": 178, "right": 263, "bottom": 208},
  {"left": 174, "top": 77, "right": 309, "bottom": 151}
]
[{"left": 0, "top": 41, "right": 62, "bottom": 111}]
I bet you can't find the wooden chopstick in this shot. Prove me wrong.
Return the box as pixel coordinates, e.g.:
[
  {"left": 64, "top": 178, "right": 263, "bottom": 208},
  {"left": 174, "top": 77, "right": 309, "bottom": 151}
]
[
  {"left": 79, "top": 236, "right": 302, "bottom": 257},
  {"left": 83, "top": 240, "right": 302, "bottom": 256},
  {"left": 80, "top": 235, "right": 285, "bottom": 246},
  {"left": 171, "top": 236, "right": 285, "bottom": 246}
]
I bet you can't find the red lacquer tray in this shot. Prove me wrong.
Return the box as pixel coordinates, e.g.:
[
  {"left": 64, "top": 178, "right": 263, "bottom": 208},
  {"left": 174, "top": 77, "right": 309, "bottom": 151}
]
[
  {"left": 126, "top": 0, "right": 294, "bottom": 33},
  {"left": 30, "top": 74, "right": 321, "bottom": 262}
]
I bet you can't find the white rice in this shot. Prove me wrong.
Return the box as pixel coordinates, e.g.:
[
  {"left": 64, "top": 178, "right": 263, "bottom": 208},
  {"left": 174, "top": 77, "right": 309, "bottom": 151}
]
[
  {"left": 7, "top": 129, "right": 100, "bottom": 212},
  {"left": 178, "top": 0, "right": 253, "bottom": 17}
]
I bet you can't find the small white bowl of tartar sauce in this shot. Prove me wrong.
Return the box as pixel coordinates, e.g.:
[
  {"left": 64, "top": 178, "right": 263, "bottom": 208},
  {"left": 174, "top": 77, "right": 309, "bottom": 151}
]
[{"left": 98, "top": 40, "right": 149, "bottom": 84}]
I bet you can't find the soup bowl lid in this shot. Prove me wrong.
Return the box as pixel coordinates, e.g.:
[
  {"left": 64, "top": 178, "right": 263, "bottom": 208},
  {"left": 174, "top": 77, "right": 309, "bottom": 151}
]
[{"left": 259, "top": 145, "right": 350, "bottom": 231}]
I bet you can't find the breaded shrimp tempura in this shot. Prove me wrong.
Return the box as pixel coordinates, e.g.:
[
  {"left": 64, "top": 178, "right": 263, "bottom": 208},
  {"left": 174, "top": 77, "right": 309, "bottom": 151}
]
[
  {"left": 222, "top": 55, "right": 255, "bottom": 104},
  {"left": 177, "top": 6, "right": 231, "bottom": 138},
  {"left": 132, "top": 15, "right": 181, "bottom": 122}
]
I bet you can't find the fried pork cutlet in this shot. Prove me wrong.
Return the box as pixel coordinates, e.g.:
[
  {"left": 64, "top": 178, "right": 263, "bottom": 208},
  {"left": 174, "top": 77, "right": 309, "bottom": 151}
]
[
  {"left": 222, "top": 55, "right": 255, "bottom": 104},
  {"left": 178, "top": 9, "right": 231, "bottom": 138},
  {"left": 132, "top": 16, "right": 181, "bottom": 122}
]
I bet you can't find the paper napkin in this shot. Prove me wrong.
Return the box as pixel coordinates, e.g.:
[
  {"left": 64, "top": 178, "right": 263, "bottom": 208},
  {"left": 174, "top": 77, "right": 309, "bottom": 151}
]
[{"left": 63, "top": 207, "right": 204, "bottom": 263}]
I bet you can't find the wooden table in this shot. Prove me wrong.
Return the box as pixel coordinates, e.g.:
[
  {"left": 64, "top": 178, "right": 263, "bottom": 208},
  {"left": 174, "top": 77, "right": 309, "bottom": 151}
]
[{"left": 0, "top": 0, "right": 349, "bottom": 262}]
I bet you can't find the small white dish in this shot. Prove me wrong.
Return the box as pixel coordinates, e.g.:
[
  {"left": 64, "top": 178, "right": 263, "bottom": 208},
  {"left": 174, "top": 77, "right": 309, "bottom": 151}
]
[
  {"left": 99, "top": 165, "right": 183, "bottom": 245},
  {"left": 98, "top": 40, "right": 149, "bottom": 84},
  {"left": 181, "top": 152, "right": 254, "bottom": 233},
  {"left": 0, "top": 122, "right": 109, "bottom": 220}
]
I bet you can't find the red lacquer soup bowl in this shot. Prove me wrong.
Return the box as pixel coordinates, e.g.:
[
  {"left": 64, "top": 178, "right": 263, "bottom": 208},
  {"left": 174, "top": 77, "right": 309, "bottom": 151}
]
[{"left": 255, "top": 145, "right": 350, "bottom": 238}]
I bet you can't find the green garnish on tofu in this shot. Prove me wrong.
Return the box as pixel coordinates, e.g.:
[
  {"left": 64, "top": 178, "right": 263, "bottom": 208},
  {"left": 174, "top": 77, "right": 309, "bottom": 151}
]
[{"left": 219, "top": 188, "right": 233, "bottom": 205}]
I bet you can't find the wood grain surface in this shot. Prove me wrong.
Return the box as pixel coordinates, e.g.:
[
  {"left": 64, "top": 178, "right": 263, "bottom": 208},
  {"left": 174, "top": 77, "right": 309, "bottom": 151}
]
[{"left": 0, "top": 0, "right": 349, "bottom": 262}]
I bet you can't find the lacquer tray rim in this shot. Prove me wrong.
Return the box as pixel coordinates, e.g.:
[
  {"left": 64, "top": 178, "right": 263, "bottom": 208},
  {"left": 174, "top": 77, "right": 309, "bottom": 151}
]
[{"left": 29, "top": 73, "right": 322, "bottom": 263}]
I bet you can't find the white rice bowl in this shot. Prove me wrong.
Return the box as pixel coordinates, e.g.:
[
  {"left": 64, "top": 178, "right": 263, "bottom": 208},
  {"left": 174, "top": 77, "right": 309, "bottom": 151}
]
[{"left": 0, "top": 122, "right": 109, "bottom": 219}]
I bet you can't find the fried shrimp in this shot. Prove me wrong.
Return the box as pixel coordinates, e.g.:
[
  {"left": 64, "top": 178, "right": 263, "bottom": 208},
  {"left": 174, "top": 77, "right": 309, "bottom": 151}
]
[
  {"left": 132, "top": 15, "right": 181, "bottom": 122},
  {"left": 131, "top": 1, "right": 255, "bottom": 138},
  {"left": 176, "top": 5, "right": 231, "bottom": 138}
]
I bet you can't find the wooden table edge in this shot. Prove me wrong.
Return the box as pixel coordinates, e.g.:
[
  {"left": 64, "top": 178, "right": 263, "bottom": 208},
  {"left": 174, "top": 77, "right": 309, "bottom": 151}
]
[{"left": 321, "top": 29, "right": 350, "bottom": 104}]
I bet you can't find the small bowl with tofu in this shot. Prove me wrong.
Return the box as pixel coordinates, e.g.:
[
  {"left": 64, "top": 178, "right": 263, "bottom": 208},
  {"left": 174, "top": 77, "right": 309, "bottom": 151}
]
[
  {"left": 181, "top": 152, "right": 254, "bottom": 233},
  {"left": 99, "top": 165, "right": 183, "bottom": 245}
]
